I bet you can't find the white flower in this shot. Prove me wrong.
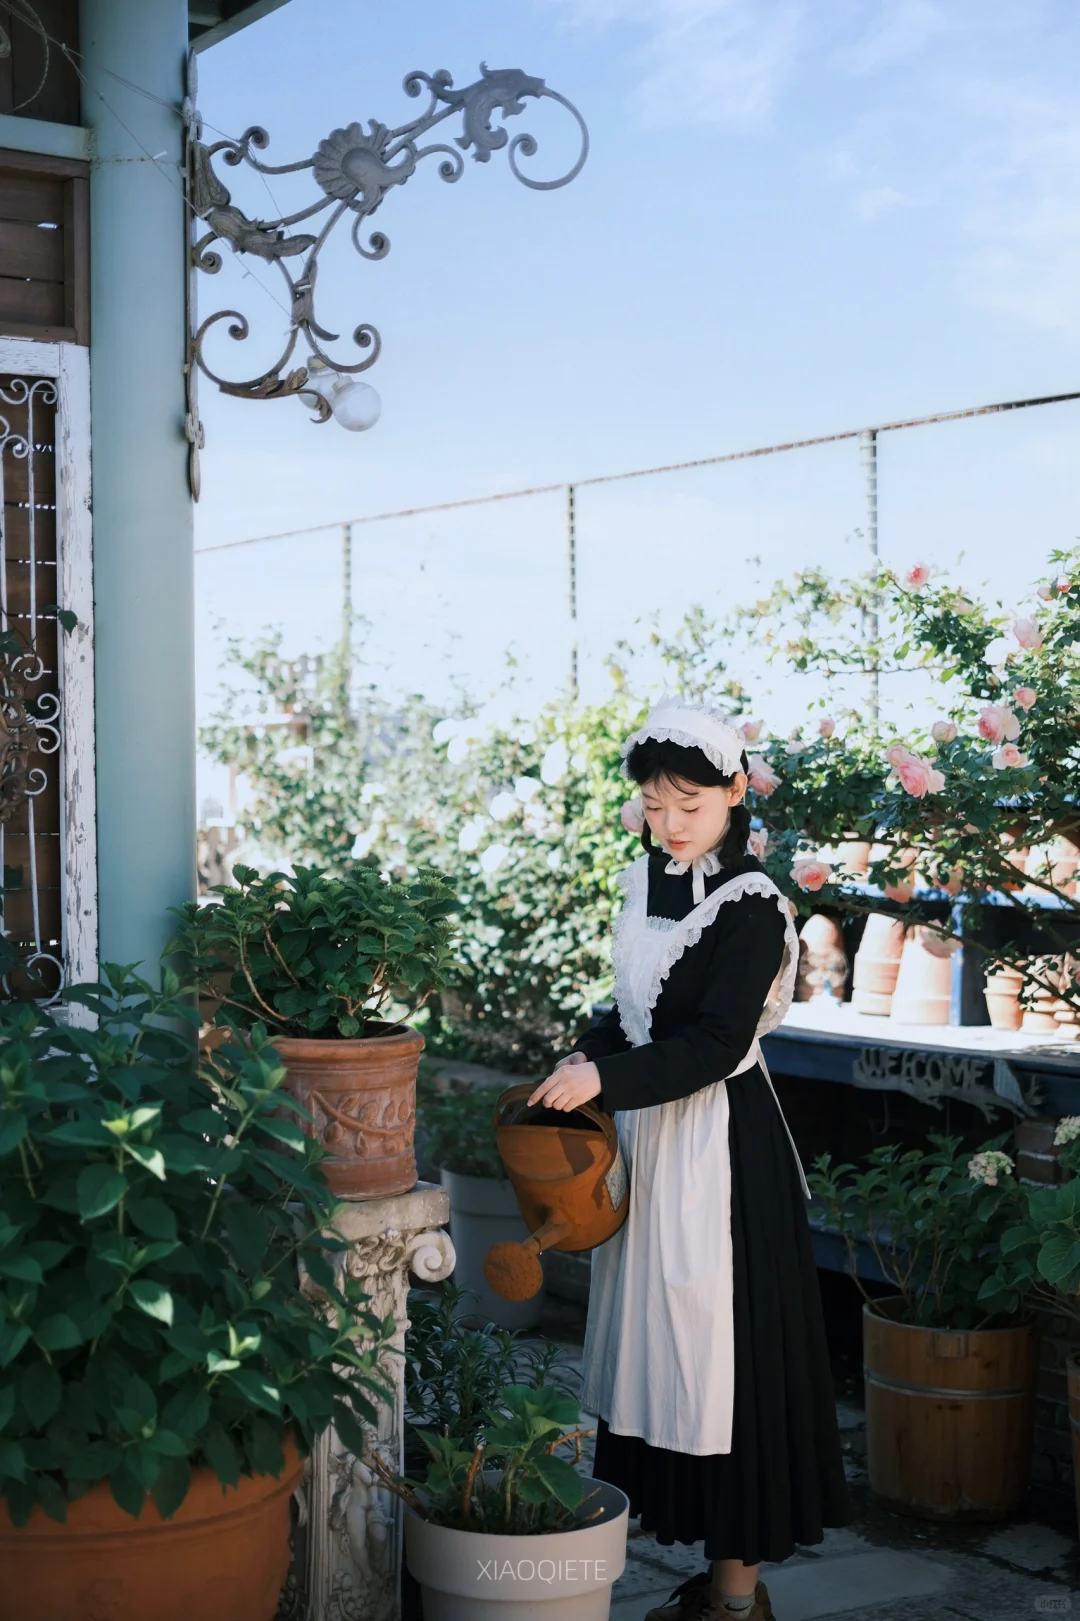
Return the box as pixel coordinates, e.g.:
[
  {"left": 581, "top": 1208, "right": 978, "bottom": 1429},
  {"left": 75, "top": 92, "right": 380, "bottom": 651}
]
[
  {"left": 480, "top": 843, "right": 510, "bottom": 874},
  {"left": 1054, "top": 1116, "right": 1080, "bottom": 1147},
  {"left": 359, "top": 782, "right": 385, "bottom": 805},
  {"left": 570, "top": 751, "right": 587, "bottom": 770},
  {"left": 447, "top": 736, "right": 470, "bottom": 763},
  {"left": 432, "top": 718, "right": 459, "bottom": 744},
  {"left": 546, "top": 849, "right": 563, "bottom": 872},
  {"left": 489, "top": 792, "right": 518, "bottom": 822},
  {"left": 350, "top": 829, "right": 378, "bottom": 859},
  {"left": 458, "top": 818, "right": 487, "bottom": 853},
  {"left": 967, "top": 1149, "right": 1014, "bottom": 1188},
  {"left": 540, "top": 740, "right": 568, "bottom": 786},
  {"left": 514, "top": 776, "right": 542, "bottom": 802}
]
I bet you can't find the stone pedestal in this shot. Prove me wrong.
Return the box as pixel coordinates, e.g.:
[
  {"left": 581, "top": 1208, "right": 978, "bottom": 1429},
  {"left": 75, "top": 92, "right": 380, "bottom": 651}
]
[{"left": 278, "top": 1182, "right": 455, "bottom": 1621}]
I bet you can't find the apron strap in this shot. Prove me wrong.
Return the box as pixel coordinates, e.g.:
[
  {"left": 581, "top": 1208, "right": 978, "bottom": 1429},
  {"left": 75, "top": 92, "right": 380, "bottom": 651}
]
[{"left": 747, "top": 1038, "right": 812, "bottom": 1201}]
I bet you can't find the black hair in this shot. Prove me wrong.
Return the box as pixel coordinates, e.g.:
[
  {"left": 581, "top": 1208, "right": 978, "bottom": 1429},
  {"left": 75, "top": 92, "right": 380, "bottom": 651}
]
[{"left": 624, "top": 735, "right": 751, "bottom": 872}]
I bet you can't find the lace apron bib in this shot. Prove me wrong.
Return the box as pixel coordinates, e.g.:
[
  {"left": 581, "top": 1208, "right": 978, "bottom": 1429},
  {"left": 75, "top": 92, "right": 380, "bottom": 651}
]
[{"left": 580, "top": 859, "right": 810, "bottom": 1456}]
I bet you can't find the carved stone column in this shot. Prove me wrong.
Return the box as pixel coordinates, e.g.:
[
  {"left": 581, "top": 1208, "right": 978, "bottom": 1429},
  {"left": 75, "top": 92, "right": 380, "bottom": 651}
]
[{"left": 278, "top": 1181, "right": 455, "bottom": 1621}]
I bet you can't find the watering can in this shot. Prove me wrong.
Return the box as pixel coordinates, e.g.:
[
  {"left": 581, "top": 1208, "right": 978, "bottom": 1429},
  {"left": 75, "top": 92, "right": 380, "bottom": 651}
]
[{"left": 482, "top": 1083, "right": 630, "bottom": 1302}]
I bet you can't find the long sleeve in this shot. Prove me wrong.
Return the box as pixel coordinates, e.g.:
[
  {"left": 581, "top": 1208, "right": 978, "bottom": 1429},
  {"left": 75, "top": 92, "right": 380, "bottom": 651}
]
[
  {"left": 594, "top": 894, "right": 786, "bottom": 1113},
  {"left": 571, "top": 1002, "right": 631, "bottom": 1063}
]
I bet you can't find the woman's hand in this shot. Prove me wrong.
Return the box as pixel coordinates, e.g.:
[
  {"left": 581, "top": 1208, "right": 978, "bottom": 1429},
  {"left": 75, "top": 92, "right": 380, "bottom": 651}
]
[{"left": 528, "top": 1055, "right": 602, "bottom": 1111}]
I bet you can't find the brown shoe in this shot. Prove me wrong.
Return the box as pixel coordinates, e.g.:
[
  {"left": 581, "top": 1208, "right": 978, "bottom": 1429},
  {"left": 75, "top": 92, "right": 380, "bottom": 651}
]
[{"left": 643, "top": 1575, "right": 775, "bottom": 1621}]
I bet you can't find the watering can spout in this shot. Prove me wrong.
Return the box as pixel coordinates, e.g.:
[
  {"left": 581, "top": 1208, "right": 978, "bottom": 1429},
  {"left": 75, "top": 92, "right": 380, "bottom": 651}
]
[{"left": 484, "top": 1213, "right": 574, "bottom": 1302}]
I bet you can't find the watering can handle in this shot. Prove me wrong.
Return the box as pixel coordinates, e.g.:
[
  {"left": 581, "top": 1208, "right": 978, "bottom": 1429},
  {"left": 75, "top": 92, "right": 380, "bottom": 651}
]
[{"left": 492, "top": 1081, "right": 619, "bottom": 1151}]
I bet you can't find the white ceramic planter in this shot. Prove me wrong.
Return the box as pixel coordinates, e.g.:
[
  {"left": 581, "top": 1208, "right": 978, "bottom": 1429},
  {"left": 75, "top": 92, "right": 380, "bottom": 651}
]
[
  {"left": 405, "top": 1479, "right": 629, "bottom": 1621},
  {"left": 441, "top": 1167, "right": 545, "bottom": 1330}
]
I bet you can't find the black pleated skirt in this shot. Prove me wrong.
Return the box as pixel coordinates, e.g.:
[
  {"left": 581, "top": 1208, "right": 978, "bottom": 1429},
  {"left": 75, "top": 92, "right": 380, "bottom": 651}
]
[{"left": 590, "top": 1065, "right": 852, "bottom": 1566}]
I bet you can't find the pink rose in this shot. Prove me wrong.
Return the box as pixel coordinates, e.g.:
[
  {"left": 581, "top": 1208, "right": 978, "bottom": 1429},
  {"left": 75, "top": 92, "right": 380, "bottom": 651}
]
[
  {"left": 818, "top": 716, "right": 836, "bottom": 739},
  {"left": 953, "top": 597, "right": 976, "bottom": 615},
  {"left": 1013, "top": 686, "right": 1036, "bottom": 712},
  {"left": 931, "top": 720, "right": 958, "bottom": 744},
  {"left": 992, "top": 744, "right": 1029, "bottom": 770},
  {"left": 977, "top": 704, "right": 1020, "bottom": 745},
  {"left": 747, "top": 754, "right": 781, "bottom": 796},
  {"left": 1037, "top": 583, "right": 1054, "bottom": 601},
  {"left": 1012, "top": 616, "right": 1044, "bottom": 651},
  {"left": 748, "top": 827, "right": 769, "bottom": 860},
  {"left": 620, "top": 796, "right": 645, "bottom": 835},
  {"left": 885, "top": 743, "right": 912, "bottom": 767},
  {"left": 1058, "top": 578, "right": 1072, "bottom": 593},
  {"left": 740, "top": 719, "right": 763, "bottom": 744},
  {"left": 792, "top": 857, "right": 832, "bottom": 892},
  {"left": 785, "top": 739, "right": 805, "bottom": 756},
  {"left": 895, "top": 752, "right": 946, "bottom": 798},
  {"left": 904, "top": 562, "right": 931, "bottom": 589}
]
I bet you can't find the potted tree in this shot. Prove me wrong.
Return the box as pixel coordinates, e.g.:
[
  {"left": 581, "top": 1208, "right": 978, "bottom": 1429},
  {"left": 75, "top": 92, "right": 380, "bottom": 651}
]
[
  {"left": 989, "top": 1116, "right": 1080, "bottom": 1541},
  {"left": 174, "top": 862, "right": 461, "bottom": 1198},
  {"left": 419, "top": 1080, "right": 545, "bottom": 1331},
  {"left": 382, "top": 1315, "right": 628, "bottom": 1621},
  {"left": 0, "top": 966, "right": 394, "bottom": 1621},
  {"left": 810, "top": 1133, "right": 1039, "bottom": 1522}
]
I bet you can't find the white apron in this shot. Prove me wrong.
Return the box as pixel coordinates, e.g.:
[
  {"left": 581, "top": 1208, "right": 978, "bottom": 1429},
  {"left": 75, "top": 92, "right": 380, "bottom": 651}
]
[{"left": 579, "top": 858, "right": 810, "bottom": 1456}]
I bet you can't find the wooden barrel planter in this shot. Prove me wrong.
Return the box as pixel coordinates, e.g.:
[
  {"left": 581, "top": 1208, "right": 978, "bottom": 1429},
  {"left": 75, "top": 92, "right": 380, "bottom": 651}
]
[
  {"left": 1063, "top": 1361, "right": 1070, "bottom": 1536},
  {"left": 275, "top": 1027, "right": 423, "bottom": 1199},
  {"left": 863, "top": 1299, "right": 1039, "bottom": 1521}
]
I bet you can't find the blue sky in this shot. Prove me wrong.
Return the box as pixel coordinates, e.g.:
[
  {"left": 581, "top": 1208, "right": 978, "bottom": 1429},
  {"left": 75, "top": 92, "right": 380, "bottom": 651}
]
[{"left": 194, "top": 0, "right": 1080, "bottom": 771}]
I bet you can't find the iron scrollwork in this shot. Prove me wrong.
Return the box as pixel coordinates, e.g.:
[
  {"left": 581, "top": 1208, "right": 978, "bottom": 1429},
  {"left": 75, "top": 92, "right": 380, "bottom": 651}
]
[{"left": 185, "top": 63, "right": 588, "bottom": 428}]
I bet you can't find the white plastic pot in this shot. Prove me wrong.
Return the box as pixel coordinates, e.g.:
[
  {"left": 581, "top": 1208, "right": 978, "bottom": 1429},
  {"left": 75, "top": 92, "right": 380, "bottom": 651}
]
[
  {"left": 404, "top": 1479, "right": 629, "bottom": 1621},
  {"left": 441, "top": 1168, "right": 545, "bottom": 1330}
]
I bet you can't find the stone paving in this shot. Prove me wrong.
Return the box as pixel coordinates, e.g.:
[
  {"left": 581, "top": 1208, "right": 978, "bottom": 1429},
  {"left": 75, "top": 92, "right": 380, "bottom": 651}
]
[{"left": 541, "top": 1310, "right": 1080, "bottom": 1621}]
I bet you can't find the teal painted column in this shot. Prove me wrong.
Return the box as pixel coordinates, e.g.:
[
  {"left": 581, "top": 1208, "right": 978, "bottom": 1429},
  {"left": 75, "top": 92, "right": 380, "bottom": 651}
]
[{"left": 80, "top": 0, "right": 194, "bottom": 972}]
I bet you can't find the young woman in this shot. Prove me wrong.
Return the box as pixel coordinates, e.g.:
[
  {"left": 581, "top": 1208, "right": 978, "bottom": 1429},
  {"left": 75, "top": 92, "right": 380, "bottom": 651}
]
[{"left": 528, "top": 697, "right": 851, "bottom": 1621}]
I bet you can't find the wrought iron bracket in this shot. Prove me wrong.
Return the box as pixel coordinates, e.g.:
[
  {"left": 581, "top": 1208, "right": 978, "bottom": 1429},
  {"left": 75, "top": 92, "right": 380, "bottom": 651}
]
[{"left": 183, "top": 60, "right": 588, "bottom": 493}]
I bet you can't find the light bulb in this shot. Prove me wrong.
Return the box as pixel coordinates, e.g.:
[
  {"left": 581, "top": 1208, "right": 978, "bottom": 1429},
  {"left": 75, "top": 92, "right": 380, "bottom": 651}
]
[{"left": 297, "top": 360, "right": 381, "bottom": 432}]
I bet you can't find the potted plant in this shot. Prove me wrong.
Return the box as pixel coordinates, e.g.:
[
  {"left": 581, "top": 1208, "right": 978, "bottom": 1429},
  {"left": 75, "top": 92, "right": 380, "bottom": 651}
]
[
  {"left": 988, "top": 1117, "right": 1080, "bottom": 1540},
  {"left": 810, "top": 1133, "right": 1039, "bottom": 1522},
  {"left": 419, "top": 1079, "right": 545, "bottom": 1331},
  {"left": 383, "top": 1333, "right": 628, "bottom": 1621},
  {"left": 0, "top": 966, "right": 394, "bottom": 1621},
  {"left": 174, "top": 862, "right": 461, "bottom": 1198}
]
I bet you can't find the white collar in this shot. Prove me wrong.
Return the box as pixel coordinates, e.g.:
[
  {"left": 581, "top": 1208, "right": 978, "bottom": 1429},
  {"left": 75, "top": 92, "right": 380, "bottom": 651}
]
[{"left": 664, "top": 848, "right": 721, "bottom": 905}]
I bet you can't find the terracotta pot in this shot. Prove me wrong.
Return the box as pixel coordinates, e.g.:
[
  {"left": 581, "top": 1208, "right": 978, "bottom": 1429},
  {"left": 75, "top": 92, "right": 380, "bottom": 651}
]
[
  {"left": 795, "top": 913, "right": 848, "bottom": 1002},
  {"left": 1063, "top": 1355, "right": 1070, "bottom": 1543},
  {"left": 984, "top": 965, "right": 1023, "bottom": 1032},
  {"left": 890, "top": 929, "right": 953, "bottom": 1025},
  {"left": 851, "top": 914, "right": 906, "bottom": 1016},
  {"left": 275, "top": 1028, "right": 423, "bottom": 1199},
  {"left": 1021, "top": 987, "right": 1062, "bottom": 1034},
  {"left": 1050, "top": 837, "right": 1079, "bottom": 897},
  {"left": 863, "top": 1300, "right": 1038, "bottom": 1522},
  {"left": 835, "top": 840, "right": 872, "bottom": 878},
  {"left": 0, "top": 1438, "right": 303, "bottom": 1621}
]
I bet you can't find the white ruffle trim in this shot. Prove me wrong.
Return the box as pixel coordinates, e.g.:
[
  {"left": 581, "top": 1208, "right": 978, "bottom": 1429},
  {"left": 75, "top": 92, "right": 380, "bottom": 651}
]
[
  {"left": 619, "top": 721, "right": 744, "bottom": 779},
  {"left": 612, "top": 859, "right": 797, "bottom": 1050}
]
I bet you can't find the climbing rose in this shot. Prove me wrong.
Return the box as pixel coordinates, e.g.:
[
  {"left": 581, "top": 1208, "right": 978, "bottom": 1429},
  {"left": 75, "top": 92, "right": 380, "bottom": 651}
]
[
  {"left": 792, "top": 857, "right": 832, "bottom": 892},
  {"left": 977, "top": 704, "right": 1020, "bottom": 745},
  {"left": 747, "top": 754, "right": 780, "bottom": 796},
  {"left": 748, "top": 827, "right": 769, "bottom": 860},
  {"left": 1058, "top": 579, "right": 1072, "bottom": 594},
  {"left": 885, "top": 743, "right": 911, "bottom": 767},
  {"left": 931, "top": 720, "right": 958, "bottom": 744},
  {"left": 1012, "top": 617, "right": 1044, "bottom": 651},
  {"left": 1013, "top": 686, "right": 1036, "bottom": 712},
  {"left": 818, "top": 716, "right": 836, "bottom": 738},
  {"left": 904, "top": 562, "right": 931, "bottom": 588},
  {"left": 620, "top": 797, "right": 645, "bottom": 834},
  {"left": 740, "top": 719, "right": 763, "bottom": 743},
  {"left": 895, "top": 752, "right": 945, "bottom": 798},
  {"left": 953, "top": 597, "right": 976, "bottom": 615},
  {"left": 992, "top": 744, "right": 1028, "bottom": 770},
  {"left": 1037, "top": 584, "right": 1054, "bottom": 601}
]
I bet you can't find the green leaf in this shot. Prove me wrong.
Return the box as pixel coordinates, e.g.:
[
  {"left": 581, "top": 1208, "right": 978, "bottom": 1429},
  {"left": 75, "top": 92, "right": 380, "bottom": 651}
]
[
  {"left": 249, "top": 1417, "right": 285, "bottom": 1478},
  {"left": 151, "top": 1455, "right": 191, "bottom": 1519},
  {"left": 0, "top": 1385, "right": 13, "bottom": 1430},
  {"left": 0, "top": 1254, "right": 42, "bottom": 1284},
  {"left": 0, "top": 1324, "right": 30, "bottom": 1368},
  {"left": 76, "top": 1164, "right": 127, "bottom": 1220},
  {"left": 127, "top": 1196, "right": 178, "bottom": 1242},
  {"left": 35, "top": 1473, "right": 68, "bottom": 1524},
  {"left": 20, "top": 1363, "right": 61, "bottom": 1428},
  {"left": 0, "top": 1438, "right": 26, "bottom": 1481},
  {"left": 124, "top": 1144, "right": 166, "bottom": 1181},
  {"left": 109, "top": 1461, "right": 147, "bottom": 1519},
  {"left": 202, "top": 1425, "right": 241, "bottom": 1487},
  {"left": 34, "top": 1314, "right": 82, "bottom": 1351},
  {"left": 128, "top": 1281, "right": 174, "bottom": 1327},
  {"left": 162, "top": 1386, "right": 210, "bottom": 1438},
  {"left": 222, "top": 1201, "right": 270, "bottom": 1276},
  {"left": 225, "top": 1368, "right": 280, "bottom": 1414},
  {"left": 0, "top": 1113, "right": 27, "bottom": 1156},
  {"left": 531, "top": 1452, "right": 585, "bottom": 1510}
]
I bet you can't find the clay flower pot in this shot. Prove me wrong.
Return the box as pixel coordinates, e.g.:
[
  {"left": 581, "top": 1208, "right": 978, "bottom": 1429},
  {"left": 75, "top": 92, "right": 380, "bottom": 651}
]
[
  {"left": 0, "top": 1439, "right": 303, "bottom": 1621},
  {"left": 984, "top": 966, "right": 1023, "bottom": 1032},
  {"left": 890, "top": 929, "right": 953, "bottom": 1025},
  {"left": 1021, "top": 987, "right": 1062, "bottom": 1034},
  {"left": 835, "top": 840, "right": 872, "bottom": 878},
  {"left": 851, "top": 914, "right": 906, "bottom": 1016},
  {"left": 795, "top": 913, "right": 848, "bottom": 1002},
  {"left": 275, "top": 1026, "right": 423, "bottom": 1199}
]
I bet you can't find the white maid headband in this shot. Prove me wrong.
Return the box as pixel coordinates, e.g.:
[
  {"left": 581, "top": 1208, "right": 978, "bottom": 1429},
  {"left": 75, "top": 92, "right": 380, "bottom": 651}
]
[{"left": 620, "top": 695, "right": 747, "bottom": 778}]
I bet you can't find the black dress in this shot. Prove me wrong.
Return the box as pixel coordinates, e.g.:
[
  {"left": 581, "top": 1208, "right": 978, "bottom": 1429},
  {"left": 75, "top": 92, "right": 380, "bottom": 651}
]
[{"left": 572, "top": 851, "right": 852, "bottom": 1566}]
